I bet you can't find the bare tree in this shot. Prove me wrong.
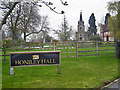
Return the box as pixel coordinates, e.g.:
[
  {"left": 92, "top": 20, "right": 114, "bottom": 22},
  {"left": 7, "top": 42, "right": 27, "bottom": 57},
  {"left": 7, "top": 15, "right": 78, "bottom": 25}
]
[
  {"left": 19, "top": 3, "right": 43, "bottom": 41},
  {"left": 7, "top": 3, "right": 22, "bottom": 42},
  {"left": 1, "top": 2, "right": 50, "bottom": 42},
  {"left": 0, "top": 0, "right": 68, "bottom": 30},
  {"left": 0, "top": 2, "right": 19, "bottom": 30}
]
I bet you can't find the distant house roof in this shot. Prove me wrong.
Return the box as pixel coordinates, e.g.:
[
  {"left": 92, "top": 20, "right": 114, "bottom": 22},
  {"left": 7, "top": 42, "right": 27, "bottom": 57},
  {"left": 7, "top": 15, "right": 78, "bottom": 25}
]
[{"left": 100, "top": 24, "right": 110, "bottom": 33}]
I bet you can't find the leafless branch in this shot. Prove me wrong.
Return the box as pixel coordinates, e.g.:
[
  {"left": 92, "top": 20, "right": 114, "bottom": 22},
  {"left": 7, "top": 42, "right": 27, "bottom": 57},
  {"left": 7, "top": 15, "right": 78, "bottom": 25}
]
[{"left": 0, "top": 2, "right": 19, "bottom": 30}]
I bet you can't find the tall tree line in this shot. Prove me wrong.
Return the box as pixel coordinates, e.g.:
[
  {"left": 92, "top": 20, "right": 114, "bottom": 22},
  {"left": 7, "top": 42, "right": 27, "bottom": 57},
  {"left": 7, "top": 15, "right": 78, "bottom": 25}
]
[
  {"left": 1, "top": 2, "right": 49, "bottom": 42},
  {"left": 0, "top": 0, "right": 68, "bottom": 42},
  {"left": 107, "top": 1, "right": 120, "bottom": 59},
  {"left": 0, "top": 0, "right": 68, "bottom": 30}
]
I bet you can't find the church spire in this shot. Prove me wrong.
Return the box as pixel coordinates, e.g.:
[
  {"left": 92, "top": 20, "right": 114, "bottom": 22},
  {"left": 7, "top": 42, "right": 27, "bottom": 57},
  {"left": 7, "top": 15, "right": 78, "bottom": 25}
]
[{"left": 80, "top": 11, "right": 82, "bottom": 21}]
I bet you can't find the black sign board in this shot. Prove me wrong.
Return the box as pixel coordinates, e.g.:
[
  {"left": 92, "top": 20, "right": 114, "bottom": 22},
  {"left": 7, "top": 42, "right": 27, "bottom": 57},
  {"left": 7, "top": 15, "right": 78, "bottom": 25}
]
[{"left": 10, "top": 51, "right": 60, "bottom": 67}]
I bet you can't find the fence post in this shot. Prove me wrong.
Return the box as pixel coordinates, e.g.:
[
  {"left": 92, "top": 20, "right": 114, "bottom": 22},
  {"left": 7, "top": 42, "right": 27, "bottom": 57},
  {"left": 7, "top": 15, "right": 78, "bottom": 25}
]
[
  {"left": 76, "top": 42, "right": 78, "bottom": 60},
  {"left": 115, "top": 39, "right": 118, "bottom": 58},
  {"left": 117, "top": 41, "right": 120, "bottom": 59},
  {"left": 53, "top": 42, "right": 55, "bottom": 51},
  {"left": 96, "top": 41, "right": 98, "bottom": 59},
  {"left": 58, "top": 64, "right": 61, "bottom": 74},
  {"left": 28, "top": 43, "right": 31, "bottom": 51},
  {"left": 3, "top": 44, "right": 6, "bottom": 64}
]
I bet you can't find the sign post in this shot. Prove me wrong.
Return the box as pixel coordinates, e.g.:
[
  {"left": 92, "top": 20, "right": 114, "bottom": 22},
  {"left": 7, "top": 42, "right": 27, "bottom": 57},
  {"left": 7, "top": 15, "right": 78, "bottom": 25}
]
[
  {"left": 10, "top": 51, "right": 61, "bottom": 75},
  {"left": 57, "top": 64, "right": 61, "bottom": 74},
  {"left": 10, "top": 67, "right": 13, "bottom": 75}
]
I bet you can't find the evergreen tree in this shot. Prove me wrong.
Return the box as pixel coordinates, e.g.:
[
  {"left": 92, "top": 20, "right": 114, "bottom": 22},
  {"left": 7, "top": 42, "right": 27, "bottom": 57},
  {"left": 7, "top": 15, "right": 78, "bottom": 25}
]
[
  {"left": 88, "top": 13, "right": 97, "bottom": 35},
  {"left": 105, "top": 13, "right": 110, "bottom": 25},
  {"left": 54, "top": 15, "right": 73, "bottom": 41}
]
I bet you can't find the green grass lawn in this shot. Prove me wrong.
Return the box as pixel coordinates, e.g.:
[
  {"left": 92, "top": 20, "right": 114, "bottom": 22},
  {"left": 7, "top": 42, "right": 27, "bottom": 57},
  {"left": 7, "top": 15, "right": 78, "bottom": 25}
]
[
  {"left": 2, "top": 54, "right": 118, "bottom": 88},
  {"left": 0, "top": 49, "right": 2, "bottom": 89},
  {"left": 1, "top": 44, "right": 119, "bottom": 88},
  {"left": 2, "top": 46, "right": 115, "bottom": 59}
]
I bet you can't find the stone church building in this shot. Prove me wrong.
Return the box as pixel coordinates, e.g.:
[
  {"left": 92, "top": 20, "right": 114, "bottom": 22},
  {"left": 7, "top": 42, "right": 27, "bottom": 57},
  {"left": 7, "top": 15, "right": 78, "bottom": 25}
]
[{"left": 76, "top": 12, "right": 88, "bottom": 41}]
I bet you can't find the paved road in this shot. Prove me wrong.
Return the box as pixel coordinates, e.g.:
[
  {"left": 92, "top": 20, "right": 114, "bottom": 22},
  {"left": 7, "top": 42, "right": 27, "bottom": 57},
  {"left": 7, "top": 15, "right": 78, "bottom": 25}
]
[{"left": 104, "top": 79, "right": 120, "bottom": 90}]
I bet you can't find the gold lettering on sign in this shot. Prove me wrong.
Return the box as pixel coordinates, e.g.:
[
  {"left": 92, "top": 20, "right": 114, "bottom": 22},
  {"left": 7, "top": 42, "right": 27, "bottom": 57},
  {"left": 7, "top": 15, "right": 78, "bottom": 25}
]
[
  {"left": 46, "top": 59, "right": 50, "bottom": 63},
  {"left": 36, "top": 60, "right": 40, "bottom": 64},
  {"left": 53, "top": 59, "right": 56, "bottom": 63},
  {"left": 15, "top": 60, "right": 21, "bottom": 65},
  {"left": 33, "top": 60, "right": 36, "bottom": 64},
  {"left": 21, "top": 60, "right": 28, "bottom": 65},
  {"left": 50, "top": 59, "right": 52, "bottom": 63},
  {"left": 41, "top": 59, "right": 43, "bottom": 64},
  {"left": 27, "top": 60, "right": 32, "bottom": 64},
  {"left": 14, "top": 58, "right": 57, "bottom": 65},
  {"left": 44, "top": 59, "right": 46, "bottom": 64}
]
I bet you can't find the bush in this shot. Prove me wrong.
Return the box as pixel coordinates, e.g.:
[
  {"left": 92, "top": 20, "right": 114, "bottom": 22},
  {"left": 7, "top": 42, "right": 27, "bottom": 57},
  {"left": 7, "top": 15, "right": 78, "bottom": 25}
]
[
  {"left": 88, "top": 35, "right": 102, "bottom": 41},
  {"left": 17, "top": 39, "right": 25, "bottom": 44},
  {"left": 3, "top": 38, "right": 13, "bottom": 48}
]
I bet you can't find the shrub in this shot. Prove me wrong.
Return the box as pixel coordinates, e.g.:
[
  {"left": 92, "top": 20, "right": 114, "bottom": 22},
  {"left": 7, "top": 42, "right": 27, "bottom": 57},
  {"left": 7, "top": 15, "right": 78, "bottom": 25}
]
[
  {"left": 88, "top": 35, "right": 102, "bottom": 41},
  {"left": 17, "top": 39, "right": 25, "bottom": 44},
  {"left": 3, "top": 38, "right": 13, "bottom": 48}
]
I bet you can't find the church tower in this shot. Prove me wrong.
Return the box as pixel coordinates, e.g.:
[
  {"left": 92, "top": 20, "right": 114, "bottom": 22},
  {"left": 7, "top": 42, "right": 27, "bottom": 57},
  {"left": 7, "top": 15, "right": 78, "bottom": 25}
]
[{"left": 76, "top": 11, "right": 86, "bottom": 41}]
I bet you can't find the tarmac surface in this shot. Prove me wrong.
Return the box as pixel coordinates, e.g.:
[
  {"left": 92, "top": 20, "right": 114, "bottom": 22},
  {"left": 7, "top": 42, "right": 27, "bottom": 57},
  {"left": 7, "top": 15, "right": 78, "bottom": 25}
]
[{"left": 104, "top": 79, "right": 120, "bottom": 90}]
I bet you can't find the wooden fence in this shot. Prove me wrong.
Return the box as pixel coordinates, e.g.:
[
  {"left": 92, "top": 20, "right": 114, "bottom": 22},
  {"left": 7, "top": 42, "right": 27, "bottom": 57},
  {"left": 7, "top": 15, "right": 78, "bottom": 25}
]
[
  {"left": 1, "top": 41, "right": 115, "bottom": 64},
  {"left": 76, "top": 41, "right": 115, "bottom": 60}
]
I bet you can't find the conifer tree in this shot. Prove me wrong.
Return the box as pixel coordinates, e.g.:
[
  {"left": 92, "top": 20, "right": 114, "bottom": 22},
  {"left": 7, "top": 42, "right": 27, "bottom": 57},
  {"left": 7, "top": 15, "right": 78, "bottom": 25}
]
[
  {"left": 105, "top": 13, "right": 110, "bottom": 25},
  {"left": 54, "top": 15, "right": 72, "bottom": 41},
  {"left": 88, "top": 13, "right": 97, "bottom": 35}
]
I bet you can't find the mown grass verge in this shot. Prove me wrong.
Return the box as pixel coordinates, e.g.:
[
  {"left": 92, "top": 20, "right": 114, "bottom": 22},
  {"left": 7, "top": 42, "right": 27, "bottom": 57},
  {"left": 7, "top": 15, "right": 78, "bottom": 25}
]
[{"left": 2, "top": 54, "right": 118, "bottom": 88}]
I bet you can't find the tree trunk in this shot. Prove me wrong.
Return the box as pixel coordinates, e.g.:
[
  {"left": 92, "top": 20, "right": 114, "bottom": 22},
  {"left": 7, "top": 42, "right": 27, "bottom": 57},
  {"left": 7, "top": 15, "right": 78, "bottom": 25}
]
[
  {"left": 24, "top": 32, "right": 26, "bottom": 42},
  {"left": 12, "top": 29, "right": 16, "bottom": 44},
  {"left": 0, "top": 2, "right": 19, "bottom": 31},
  {"left": 114, "top": 39, "right": 120, "bottom": 59},
  {"left": 115, "top": 39, "right": 118, "bottom": 58}
]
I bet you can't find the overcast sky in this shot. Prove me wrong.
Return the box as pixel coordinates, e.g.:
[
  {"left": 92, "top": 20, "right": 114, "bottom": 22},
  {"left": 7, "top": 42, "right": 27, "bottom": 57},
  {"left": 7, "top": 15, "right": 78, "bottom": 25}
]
[
  {"left": 0, "top": 0, "right": 115, "bottom": 40},
  {"left": 39, "top": 0, "right": 113, "bottom": 35}
]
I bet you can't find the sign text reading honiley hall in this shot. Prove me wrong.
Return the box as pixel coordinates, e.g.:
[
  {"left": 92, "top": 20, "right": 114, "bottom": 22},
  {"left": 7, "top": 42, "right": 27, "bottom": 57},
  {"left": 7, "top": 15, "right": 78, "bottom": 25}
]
[{"left": 10, "top": 51, "right": 61, "bottom": 75}]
